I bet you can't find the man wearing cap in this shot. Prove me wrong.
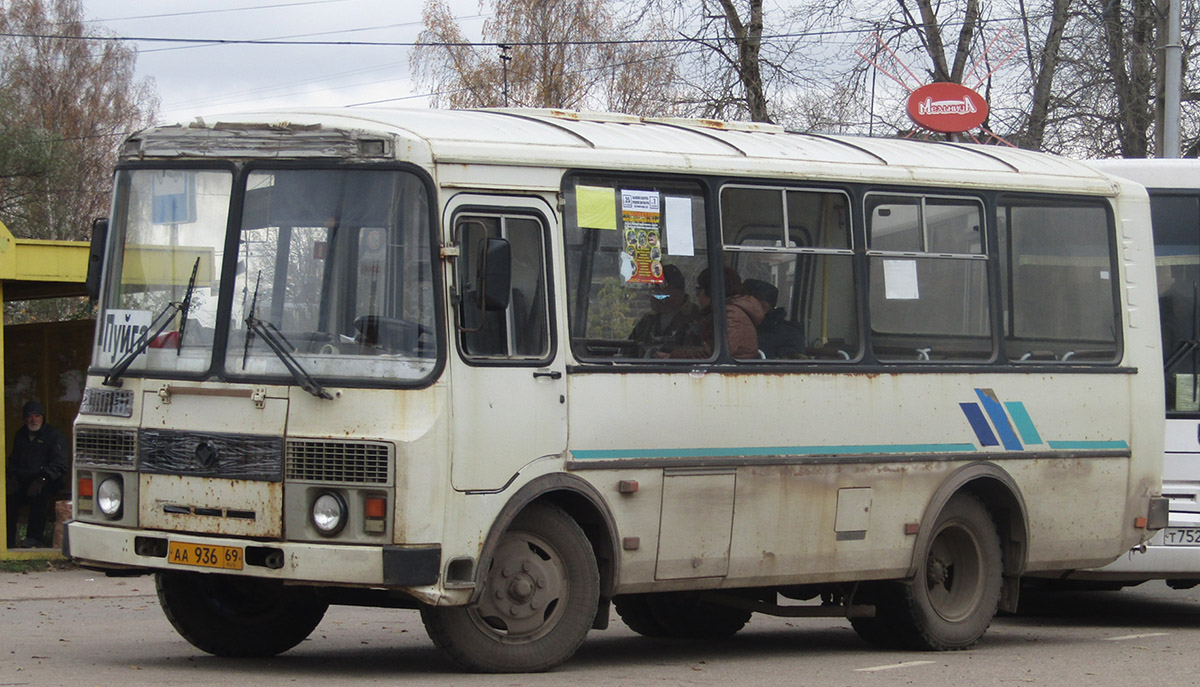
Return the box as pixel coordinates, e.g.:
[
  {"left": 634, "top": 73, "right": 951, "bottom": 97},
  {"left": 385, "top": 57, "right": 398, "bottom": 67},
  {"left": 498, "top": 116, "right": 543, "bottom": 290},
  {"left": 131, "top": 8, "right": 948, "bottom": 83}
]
[{"left": 5, "top": 400, "right": 68, "bottom": 548}]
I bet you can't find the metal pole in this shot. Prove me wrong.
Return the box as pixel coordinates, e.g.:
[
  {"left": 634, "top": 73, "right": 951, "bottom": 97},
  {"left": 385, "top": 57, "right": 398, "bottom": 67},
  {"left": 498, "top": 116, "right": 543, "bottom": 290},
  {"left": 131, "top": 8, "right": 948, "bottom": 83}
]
[
  {"left": 499, "top": 44, "right": 512, "bottom": 107},
  {"left": 1162, "top": 0, "right": 1182, "bottom": 157}
]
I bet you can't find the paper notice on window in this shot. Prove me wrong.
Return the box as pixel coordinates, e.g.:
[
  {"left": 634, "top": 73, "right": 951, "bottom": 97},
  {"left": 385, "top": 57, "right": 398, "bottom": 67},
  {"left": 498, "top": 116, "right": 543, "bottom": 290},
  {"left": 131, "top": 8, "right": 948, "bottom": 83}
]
[
  {"left": 665, "top": 196, "right": 695, "bottom": 257},
  {"left": 883, "top": 259, "right": 920, "bottom": 300},
  {"left": 99, "top": 309, "right": 152, "bottom": 367},
  {"left": 621, "top": 190, "right": 663, "bottom": 284},
  {"left": 576, "top": 185, "right": 617, "bottom": 230}
]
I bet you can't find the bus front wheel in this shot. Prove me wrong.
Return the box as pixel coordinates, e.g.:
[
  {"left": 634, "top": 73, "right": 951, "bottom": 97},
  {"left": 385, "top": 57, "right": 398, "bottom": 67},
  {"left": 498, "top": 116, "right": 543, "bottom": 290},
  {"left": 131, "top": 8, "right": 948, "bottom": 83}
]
[
  {"left": 421, "top": 502, "right": 600, "bottom": 672},
  {"left": 155, "top": 571, "right": 328, "bottom": 657},
  {"left": 885, "top": 493, "right": 1003, "bottom": 650}
]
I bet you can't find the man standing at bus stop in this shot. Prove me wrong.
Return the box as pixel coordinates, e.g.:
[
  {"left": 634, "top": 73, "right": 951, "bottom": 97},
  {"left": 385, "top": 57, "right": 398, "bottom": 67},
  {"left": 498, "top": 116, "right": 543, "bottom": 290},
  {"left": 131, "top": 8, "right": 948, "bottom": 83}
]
[{"left": 5, "top": 400, "right": 68, "bottom": 548}]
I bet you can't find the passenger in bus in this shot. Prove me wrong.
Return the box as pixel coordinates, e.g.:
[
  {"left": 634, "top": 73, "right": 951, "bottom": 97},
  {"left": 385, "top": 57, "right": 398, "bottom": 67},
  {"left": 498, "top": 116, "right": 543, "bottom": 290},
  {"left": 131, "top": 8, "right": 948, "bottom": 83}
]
[
  {"left": 743, "top": 279, "right": 807, "bottom": 359},
  {"left": 628, "top": 264, "right": 700, "bottom": 355},
  {"left": 668, "top": 266, "right": 765, "bottom": 359}
]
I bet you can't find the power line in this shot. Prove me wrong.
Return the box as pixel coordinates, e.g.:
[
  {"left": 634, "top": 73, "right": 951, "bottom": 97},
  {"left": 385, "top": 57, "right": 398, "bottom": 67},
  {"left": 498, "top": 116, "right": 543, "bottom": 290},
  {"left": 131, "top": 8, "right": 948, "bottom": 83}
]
[
  {"left": 0, "top": 13, "right": 1057, "bottom": 50},
  {"left": 138, "top": 15, "right": 489, "bottom": 55},
  {"left": 85, "top": 0, "right": 356, "bottom": 24},
  {"left": 0, "top": 26, "right": 911, "bottom": 49}
]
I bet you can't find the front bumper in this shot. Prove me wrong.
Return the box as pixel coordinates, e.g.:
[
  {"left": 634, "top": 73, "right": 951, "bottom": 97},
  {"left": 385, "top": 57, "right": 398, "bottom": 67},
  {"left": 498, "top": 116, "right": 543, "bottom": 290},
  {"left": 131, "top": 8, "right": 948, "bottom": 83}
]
[{"left": 66, "top": 521, "right": 440, "bottom": 588}]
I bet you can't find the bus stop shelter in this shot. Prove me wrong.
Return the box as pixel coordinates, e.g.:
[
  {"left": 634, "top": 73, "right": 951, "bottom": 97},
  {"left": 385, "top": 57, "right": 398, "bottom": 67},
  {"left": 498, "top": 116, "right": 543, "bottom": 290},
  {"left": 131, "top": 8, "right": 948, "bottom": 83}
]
[{"left": 0, "top": 220, "right": 91, "bottom": 561}]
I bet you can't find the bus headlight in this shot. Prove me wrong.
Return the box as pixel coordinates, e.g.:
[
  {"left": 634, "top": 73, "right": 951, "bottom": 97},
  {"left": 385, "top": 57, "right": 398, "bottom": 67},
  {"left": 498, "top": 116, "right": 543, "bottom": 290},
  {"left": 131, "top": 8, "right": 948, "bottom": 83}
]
[
  {"left": 311, "top": 492, "right": 347, "bottom": 536},
  {"left": 96, "top": 477, "right": 123, "bottom": 518}
]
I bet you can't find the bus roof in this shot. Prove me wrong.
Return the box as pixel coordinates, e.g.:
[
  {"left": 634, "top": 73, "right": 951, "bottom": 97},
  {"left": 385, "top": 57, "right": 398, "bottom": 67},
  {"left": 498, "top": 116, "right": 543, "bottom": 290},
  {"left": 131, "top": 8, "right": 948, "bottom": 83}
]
[
  {"left": 1086, "top": 158, "right": 1200, "bottom": 190},
  {"left": 132, "top": 108, "right": 1120, "bottom": 195}
]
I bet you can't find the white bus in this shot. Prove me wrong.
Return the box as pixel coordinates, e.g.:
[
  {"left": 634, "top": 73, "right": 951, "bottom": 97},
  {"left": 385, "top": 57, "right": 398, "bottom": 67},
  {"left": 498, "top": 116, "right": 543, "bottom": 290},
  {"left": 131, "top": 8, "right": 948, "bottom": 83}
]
[
  {"left": 1068, "top": 158, "right": 1200, "bottom": 588},
  {"left": 66, "top": 109, "right": 1166, "bottom": 672}
]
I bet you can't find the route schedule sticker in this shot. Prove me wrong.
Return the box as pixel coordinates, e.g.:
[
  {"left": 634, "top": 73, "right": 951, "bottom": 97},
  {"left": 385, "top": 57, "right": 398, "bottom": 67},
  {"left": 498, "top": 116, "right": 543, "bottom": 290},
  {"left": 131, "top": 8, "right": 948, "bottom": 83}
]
[{"left": 621, "top": 190, "right": 663, "bottom": 284}]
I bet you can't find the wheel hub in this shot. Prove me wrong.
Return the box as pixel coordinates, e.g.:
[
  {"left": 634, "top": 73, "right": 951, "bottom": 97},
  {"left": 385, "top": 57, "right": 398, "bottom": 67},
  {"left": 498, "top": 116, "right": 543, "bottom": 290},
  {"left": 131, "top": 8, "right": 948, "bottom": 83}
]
[
  {"left": 474, "top": 537, "right": 566, "bottom": 637},
  {"left": 927, "top": 555, "right": 951, "bottom": 588}
]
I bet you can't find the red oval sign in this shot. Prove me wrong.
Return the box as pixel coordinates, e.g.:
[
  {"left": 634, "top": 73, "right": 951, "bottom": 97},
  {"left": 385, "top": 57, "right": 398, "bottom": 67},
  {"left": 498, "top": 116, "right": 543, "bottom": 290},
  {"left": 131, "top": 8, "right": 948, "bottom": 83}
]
[{"left": 906, "top": 82, "right": 989, "bottom": 133}]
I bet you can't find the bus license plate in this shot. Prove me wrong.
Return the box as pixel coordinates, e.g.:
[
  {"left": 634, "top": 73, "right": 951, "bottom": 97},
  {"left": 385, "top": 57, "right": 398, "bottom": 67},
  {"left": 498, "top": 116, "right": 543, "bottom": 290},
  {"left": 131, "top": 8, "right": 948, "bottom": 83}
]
[
  {"left": 1161, "top": 528, "right": 1200, "bottom": 546},
  {"left": 167, "top": 541, "right": 244, "bottom": 570}
]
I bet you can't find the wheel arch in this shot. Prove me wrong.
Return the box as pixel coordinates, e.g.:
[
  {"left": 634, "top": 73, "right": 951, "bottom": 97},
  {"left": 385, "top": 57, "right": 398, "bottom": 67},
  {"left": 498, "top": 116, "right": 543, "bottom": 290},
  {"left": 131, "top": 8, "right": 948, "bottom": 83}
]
[
  {"left": 908, "top": 462, "right": 1030, "bottom": 585},
  {"left": 472, "top": 473, "right": 619, "bottom": 607}
]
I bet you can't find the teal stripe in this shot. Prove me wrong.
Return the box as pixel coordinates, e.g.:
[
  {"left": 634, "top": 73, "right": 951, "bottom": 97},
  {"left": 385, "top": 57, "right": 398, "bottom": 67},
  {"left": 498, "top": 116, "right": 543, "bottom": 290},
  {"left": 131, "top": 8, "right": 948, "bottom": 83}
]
[
  {"left": 571, "top": 444, "right": 977, "bottom": 461},
  {"left": 1004, "top": 401, "right": 1043, "bottom": 445},
  {"left": 1047, "top": 440, "right": 1130, "bottom": 450}
]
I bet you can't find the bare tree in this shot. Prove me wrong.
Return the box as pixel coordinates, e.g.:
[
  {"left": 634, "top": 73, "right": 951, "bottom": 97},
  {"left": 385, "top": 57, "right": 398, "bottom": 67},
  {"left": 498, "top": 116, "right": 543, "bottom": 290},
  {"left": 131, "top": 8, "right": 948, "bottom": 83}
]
[
  {"left": 0, "top": 0, "right": 158, "bottom": 241},
  {"left": 661, "top": 0, "right": 847, "bottom": 127},
  {"left": 1100, "top": 0, "right": 1158, "bottom": 157},
  {"left": 411, "top": 0, "right": 682, "bottom": 115},
  {"left": 1010, "top": 0, "right": 1073, "bottom": 150},
  {"left": 899, "top": 0, "right": 980, "bottom": 83}
]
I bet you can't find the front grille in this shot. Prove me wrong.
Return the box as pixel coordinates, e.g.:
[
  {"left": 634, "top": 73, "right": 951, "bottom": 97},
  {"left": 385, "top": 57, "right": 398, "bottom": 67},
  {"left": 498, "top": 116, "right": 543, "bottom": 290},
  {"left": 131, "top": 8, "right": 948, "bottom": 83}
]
[
  {"left": 286, "top": 440, "right": 392, "bottom": 484},
  {"left": 139, "top": 430, "right": 283, "bottom": 481},
  {"left": 75, "top": 427, "right": 138, "bottom": 468}
]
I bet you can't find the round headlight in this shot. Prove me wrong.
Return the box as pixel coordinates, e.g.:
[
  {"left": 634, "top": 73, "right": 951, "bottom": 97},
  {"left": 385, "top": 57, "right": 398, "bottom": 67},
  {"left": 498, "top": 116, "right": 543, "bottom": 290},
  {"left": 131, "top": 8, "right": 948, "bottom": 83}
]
[
  {"left": 96, "top": 477, "right": 123, "bottom": 517},
  {"left": 311, "top": 492, "right": 347, "bottom": 536}
]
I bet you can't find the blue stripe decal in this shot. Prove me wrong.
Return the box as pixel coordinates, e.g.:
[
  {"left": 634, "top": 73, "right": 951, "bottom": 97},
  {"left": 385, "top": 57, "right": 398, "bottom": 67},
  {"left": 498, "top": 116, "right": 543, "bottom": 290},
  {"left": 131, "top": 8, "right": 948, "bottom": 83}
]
[
  {"left": 976, "top": 388, "right": 1023, "bottom": 451},
  {"left": 960, "top": 403, "right": 998, "bottom": 446},
  {"left": 1047, "top": 440, "right": 1130, "bottom": 450},
  {"left": 571, "top": 444, "right": 978, "bottom": 461},
  {"left": 1004, "top": 401, "right": 1043, "bottom": 445}
]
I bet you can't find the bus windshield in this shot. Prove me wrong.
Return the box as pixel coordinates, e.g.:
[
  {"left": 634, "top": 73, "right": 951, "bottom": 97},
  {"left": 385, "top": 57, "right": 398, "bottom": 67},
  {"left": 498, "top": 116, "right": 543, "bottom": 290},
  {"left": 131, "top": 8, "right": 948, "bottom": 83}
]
[
  {"left": 96, "top": 166, "right": 438, "bottom": 385},
  {"left": 227, "top": 168, "right": 437, "bottom": 384},
  {"left": 99, "top": 168, "right": 233, "bottom": 377}
]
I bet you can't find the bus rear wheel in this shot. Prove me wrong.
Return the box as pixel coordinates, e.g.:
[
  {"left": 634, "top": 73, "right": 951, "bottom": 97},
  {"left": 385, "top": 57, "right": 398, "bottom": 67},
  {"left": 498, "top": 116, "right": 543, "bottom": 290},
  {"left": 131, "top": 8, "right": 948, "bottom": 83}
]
[
  {"left": 420, "top": 503, "right": 599, "bottom": 672},
  {"left": 155, "top": 571, "right": 328, "bottom": 657},
  {"left": 878, "top": 493, "right": 1003, "bottom": 650}
]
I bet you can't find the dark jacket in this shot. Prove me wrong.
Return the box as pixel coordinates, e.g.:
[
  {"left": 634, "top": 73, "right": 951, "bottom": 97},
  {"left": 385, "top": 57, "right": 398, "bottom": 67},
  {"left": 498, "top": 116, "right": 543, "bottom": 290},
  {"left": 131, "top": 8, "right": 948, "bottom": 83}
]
[
  {"left": 8, "top": 423, "right": 68, "bottom": 483},
  {"left": 758, "top": 307, "right": 807, "bottom": 358},
  {"left": 669, "top": 294, "right": 766, "bottom": 359}
]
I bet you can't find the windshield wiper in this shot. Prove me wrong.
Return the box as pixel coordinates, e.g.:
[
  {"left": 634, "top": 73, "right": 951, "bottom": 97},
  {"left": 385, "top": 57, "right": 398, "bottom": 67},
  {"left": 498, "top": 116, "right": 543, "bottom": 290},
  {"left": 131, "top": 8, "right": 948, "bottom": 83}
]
[
  {"left": 240, "top": 272, "right": 333, "bottom": 400},
  {"left": 244, "top": 315, "right": 334, "bottom": 400},
  {"left": 103, "top": 257, "right": 200, "bottom": 387}
]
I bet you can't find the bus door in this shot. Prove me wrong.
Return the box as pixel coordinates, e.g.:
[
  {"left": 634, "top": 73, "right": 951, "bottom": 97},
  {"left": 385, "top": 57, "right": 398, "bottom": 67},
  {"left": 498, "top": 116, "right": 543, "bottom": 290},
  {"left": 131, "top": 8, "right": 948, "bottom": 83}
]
[
  {"left": 1153, "top": 190, "right": 1200, "bottom": 530},
  {"left": 446, "top": 196, "right": 565, "bottom": 491}
]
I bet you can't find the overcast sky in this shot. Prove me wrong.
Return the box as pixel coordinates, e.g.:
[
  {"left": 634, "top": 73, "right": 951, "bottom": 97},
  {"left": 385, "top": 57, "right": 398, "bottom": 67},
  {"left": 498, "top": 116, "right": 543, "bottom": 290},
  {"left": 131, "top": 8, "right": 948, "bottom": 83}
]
[{"left": 80, "top": 0, "right": 489, "bottom": 125}]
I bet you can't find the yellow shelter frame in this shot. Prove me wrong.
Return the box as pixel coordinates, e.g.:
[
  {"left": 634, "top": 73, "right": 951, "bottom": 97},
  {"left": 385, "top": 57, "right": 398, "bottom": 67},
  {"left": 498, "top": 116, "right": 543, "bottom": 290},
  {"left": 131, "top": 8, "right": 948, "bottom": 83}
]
[{"left": 0, "top": 220, "right": 90, "bottom": 560}]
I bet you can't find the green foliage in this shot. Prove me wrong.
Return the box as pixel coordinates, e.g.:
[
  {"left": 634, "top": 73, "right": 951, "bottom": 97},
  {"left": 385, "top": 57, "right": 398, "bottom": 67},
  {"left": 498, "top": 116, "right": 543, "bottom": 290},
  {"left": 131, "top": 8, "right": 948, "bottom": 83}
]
[
  {"left": 0, "top": 0, "right": 158, "bottom": 243},
  {"left": 587, "top": 276, "right": 640, "bottom": 339},
  {"left": 4, "top": 296, "right": 95, "bottom": 325}
]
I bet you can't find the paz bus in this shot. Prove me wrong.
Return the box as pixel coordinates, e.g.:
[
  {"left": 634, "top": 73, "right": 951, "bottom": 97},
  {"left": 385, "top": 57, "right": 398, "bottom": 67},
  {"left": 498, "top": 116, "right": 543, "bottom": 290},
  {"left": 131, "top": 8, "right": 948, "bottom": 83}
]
[
  {"left": 1068, "top": 158, "right": 1200, "bottom": 588},
  {"left": 66, "top": 108, "right": 1166, "bottom": 672}
]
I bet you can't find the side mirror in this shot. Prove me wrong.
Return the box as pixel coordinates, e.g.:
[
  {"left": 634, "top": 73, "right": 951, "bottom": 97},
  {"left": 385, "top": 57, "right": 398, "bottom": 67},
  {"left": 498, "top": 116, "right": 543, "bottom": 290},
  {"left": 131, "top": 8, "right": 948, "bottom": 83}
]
[
  {"left": 479, "top": 237, "right": 511, "bottom": 311},
  {"left": 85, "top": 217, "right": 108, "bottom": 300}
]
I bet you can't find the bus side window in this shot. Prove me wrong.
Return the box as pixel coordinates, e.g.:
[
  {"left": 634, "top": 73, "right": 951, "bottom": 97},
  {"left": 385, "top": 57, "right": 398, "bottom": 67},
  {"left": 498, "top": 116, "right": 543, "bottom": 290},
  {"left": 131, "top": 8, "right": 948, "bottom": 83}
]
[
  {"left": 721, "top": 185, "right": 858, "bottom": 361},
  {"left": 867, "top": 194, "right": 991, "bottom": 362},
  {"left": 998, "top": 199, "right": 1118, "bottom": 363},
  {"left": 456, "top": 214, "right": 551, "bottom": 361},
  {"left": 564, "top": 179, "right": 710, "bottom": 361}
]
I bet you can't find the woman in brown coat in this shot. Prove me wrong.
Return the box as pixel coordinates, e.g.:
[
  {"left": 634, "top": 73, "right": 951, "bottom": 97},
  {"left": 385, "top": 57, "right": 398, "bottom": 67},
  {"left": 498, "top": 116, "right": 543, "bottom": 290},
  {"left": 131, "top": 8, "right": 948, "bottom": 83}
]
[{"left": 670, "top": 266, "right": 765, "bottom": 359}]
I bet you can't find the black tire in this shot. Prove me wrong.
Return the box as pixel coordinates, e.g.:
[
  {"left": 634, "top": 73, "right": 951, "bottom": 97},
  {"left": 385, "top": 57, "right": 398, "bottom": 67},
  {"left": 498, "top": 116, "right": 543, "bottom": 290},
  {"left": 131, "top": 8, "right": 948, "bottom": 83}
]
[
  {"left": 642, "top": 591, "right": 752, "bottom": 639},
  {"left": 615, "top": 592, "right": 752, "bottom": 639},
  {"left": 420, "top": 503, "right": 599, "bottom": 672},
  {"left": 155, "top": 572, "right": 328, "bottom": 657},
  {"left": 886, "top": 493, "right": 1003, "bottom": 650},
  {"left": 848, "top": 582, "right": 906, "bottom": 649},
  {"left": 613, "top": 594, "right": 670, "bottom": 637}
]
